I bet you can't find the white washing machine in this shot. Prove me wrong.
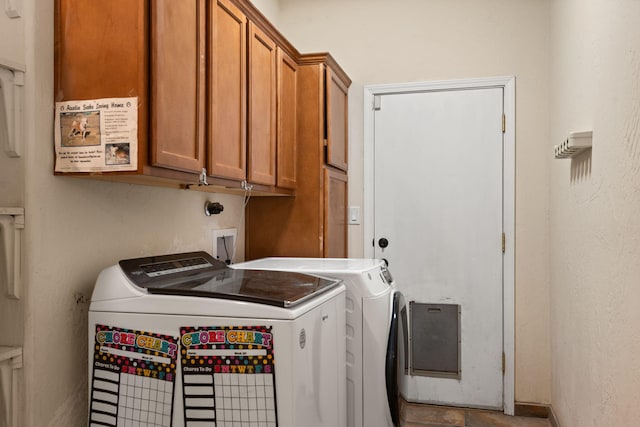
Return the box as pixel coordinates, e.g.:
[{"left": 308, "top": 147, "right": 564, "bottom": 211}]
[
  {"left": 232, "top": 258, "right": 408, "bottom": 427},
  {"left": 88, "top": 252, "right": 346, "bottom": 427}
]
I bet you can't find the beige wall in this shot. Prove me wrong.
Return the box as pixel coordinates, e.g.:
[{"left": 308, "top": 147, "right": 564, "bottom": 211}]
[
  {"left": 252, "top": 0, "right": 281, "bottom": 26},
  {"left": 549, "top": 0, "right": 640, "bottom": 425},
  {"left": 0, "top": 3, "right": 24, "bottom": 65},
  {"left": 276, "top": 0, "right": 552, "bottom": 404}
]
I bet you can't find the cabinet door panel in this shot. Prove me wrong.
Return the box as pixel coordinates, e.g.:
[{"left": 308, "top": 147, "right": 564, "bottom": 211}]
[
  {"left": 209, "top": 0, "right": 247, "bottom": 180},
  {"left": 151, "top": 0, "right": 206, "bottom": 173},
  {"left": 324, "top": 168, "right": 348, "bottom": 257},
  {"left": 55, "top": 0, "right": 148, "bottom": 170},
  {"left": 277, "top": 48, "right": 298, "bottom": 189},
  {"left": 55, "top": 1, "right": 146, "bottom": 101},
  {"left": 248, "top": 22, "right": 277, "bottom": 186},
  {"left": 325, "top": 67, "right": 349, "bottom": 172}
]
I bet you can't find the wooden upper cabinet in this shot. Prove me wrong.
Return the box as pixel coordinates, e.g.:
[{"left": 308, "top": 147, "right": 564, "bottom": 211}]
[
  {"left": 276, "top": 48, "right": 298, "bottom": 190},
  {"left": 150, "top": 0, "right": 206, "bottom": 173},
  {"left": 237, "top": 54, "right": 352, "bottom": 260},
  {"left": 247, "top": 22, "right": 277, "bottom": 186},
  {"left": 55, "top": 0, "right": 307, "bottom": 196},
  {"left": 209, "top": 0, "right": 247, "bottom": 181},
  {"left": 324, "top": 167, "right": 348, "bottom": 257},
  {"left": 325, "top": 66, "right": 349, "bottom": 172}
]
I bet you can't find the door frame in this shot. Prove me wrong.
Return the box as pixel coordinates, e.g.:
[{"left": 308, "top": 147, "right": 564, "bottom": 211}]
[{"left": 363, "top": 76, "right": 515, "bottom": 415}]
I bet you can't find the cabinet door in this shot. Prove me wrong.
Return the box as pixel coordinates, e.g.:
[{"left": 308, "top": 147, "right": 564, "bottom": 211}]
[
  {"left": 151, "top": 0, "right": 206, "bottom": 173},
  {"left": 325, "top": 67, "right": 349, "bottom": 172},
  {"left": 324, "top": 168, "right": 348, "bottom": 257},
  {"left": 209, "top": 0, "right": 247, "bottom": 180},
  {"left": 55, "top": 0, "right": 148, "bottom": 170},
  {"left": 276, "top": 48, "right": 298, "bottom": 189},
  {"left": 55, "top": 0, "right": 146, "bottom": 102},
  {"left": 247, "top": 22, "right": 277, "bottom": 186}
]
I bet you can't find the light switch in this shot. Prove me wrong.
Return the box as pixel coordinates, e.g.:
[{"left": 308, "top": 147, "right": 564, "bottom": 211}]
[{"left": 348, "top": 206, "right": 360, "bottom": 225}]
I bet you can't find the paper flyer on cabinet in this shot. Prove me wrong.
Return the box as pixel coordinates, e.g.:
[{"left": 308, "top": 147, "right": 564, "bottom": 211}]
[{"left": 54, "top": 97, "right": 138, "bottom": 172}]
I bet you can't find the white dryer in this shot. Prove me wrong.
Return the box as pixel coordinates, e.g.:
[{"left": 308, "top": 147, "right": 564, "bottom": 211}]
[
  {"left": 88, "top": 252, "right": 346, "bottom": 427},
  {"left": 232, "top": 258, "right": 408, "bottom": 427}
]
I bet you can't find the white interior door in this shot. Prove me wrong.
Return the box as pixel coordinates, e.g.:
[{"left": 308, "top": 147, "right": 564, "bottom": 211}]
[{"left": 373, "top": 87, "right": 504, "bottom": 409}]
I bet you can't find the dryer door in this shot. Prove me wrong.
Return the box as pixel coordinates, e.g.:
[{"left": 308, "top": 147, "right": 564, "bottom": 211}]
[{"left": 385, "top": 291, "right": 408, "bottom": 426}]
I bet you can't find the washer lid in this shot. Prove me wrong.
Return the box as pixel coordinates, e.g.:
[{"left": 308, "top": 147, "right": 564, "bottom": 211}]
[{"left": 119, "top": 251, "right": 341, "bottom": 308}]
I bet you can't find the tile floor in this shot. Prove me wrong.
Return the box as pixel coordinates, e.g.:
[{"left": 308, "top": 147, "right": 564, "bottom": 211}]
[{"left": 400, "top": 402, "right": 553, "bottom": 427}]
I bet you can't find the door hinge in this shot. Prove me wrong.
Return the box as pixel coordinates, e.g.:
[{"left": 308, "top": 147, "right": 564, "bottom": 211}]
[
  {"left": 373, "top": 95, "right": 382, "bottom": 111},
  {"left": 502, "top": 352, "right": 506, "bottom": 374},
  {"left": 502, "top": 114, "right": 506, "bottom": 133},
  {"left": 501, "top": 233, "right": 506, "bottom": 253}
]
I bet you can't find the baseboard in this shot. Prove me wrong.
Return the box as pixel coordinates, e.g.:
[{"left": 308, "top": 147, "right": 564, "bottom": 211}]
[
  {"left": 548, "top": 406, "right": 561, "bottom": 427},
  {"left": 514, "top": 402, "right": 561, "bottom": 426},
  {"left": 514, "top": 402, "right": 549, "bottom": 418}
]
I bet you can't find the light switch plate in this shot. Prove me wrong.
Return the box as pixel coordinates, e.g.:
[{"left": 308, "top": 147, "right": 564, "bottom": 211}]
[{"left": 348, "top": 206, "right": 361, "bottom": 225}]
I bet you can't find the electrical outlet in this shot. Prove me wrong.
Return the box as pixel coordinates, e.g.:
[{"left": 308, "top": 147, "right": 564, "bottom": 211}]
[{"left": 212, "top": 228, "right": 237, "bottom": 264}]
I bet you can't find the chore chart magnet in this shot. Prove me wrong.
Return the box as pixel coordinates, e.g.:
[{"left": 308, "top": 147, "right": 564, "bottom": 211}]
[
  {"left": 180, "top": 326, "right": 278, "bottom": 427},
  {"left": 89, "top": 325, "right": 179, "bottom": 427}
]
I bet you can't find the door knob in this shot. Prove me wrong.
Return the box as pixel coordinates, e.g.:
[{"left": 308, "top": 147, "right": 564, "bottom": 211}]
[{"left": 378, "top": 238, "right": 389, "bottom": 248}]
